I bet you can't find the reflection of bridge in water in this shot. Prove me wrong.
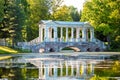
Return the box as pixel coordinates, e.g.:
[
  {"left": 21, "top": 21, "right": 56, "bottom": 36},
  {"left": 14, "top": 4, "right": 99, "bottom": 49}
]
[
  {"left": 18, "top": 20, "right": 106, "bottom": 53},
  {"left": 27, "top": 58, "right": 98, "bottom": 80},
  {"left": 0, "top": 53, "right": 116, "bottom": 80},
  {"left": 25, "top": 53, "right": 109, "bottom": 80}
]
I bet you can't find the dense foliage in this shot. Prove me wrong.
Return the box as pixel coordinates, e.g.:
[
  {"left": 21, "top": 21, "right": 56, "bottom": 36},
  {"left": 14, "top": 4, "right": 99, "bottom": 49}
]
[
  {"left": 0, "top": 0, "right": 80, "bottom": 47},
  {"left": 81, "top": 0, "right": 120, "bottom": 50}
]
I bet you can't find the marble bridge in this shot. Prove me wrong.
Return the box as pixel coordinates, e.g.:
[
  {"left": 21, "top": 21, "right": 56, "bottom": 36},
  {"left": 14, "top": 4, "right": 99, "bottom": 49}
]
[{"left": 18, "top": 20, "right": 106, "bottom": 53}]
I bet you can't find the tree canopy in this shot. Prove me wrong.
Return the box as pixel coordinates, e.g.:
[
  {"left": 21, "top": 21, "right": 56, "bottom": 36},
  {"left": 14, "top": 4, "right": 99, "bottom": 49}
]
[{"left": 81, "top": 0, "right": 120, "bottom": 49}]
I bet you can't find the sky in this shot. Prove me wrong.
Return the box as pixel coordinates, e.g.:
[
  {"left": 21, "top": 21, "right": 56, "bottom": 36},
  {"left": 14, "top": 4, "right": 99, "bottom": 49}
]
[{"left": 63, "top": 0, "right": 86, "bottom": 11}]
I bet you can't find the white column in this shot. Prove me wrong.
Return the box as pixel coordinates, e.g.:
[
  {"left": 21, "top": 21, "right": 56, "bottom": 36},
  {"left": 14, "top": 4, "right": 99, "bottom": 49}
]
[
  {"left": 86, "top": 29, "right": 89, "bottom": 41},
  {"left": 49, "top": 28, "right": 52, "bottom": 41},
  {"left": 90, "top": 28, "right": 95, "bottom": 42},
  {"left": 44, "top": 65, "right": 49, "bottom": 79},
  {"left": 54, "top": 65, "right": 58, "bottom": 77},
  {"left": 45, "top": 26, "right": 49, "bottom": 42},
  {"left": 54, "top": 27, "right": 58, "bottom": 42},
  {"left": 66, "top": 27, "right": 68, "bottom": 42},
  {"left": 65, "top": 61, "right": 68, "bottom": 76},
  {"left": 82, "top": 28, "right": 86, "bottom": 42},
  {"left": 38, "top": 68, "right": 41, "bottom": 79},
  {"left": 82, "top": 62, "right": 87, "bottom": 76},
  {"left": 39, "top": 62, "right": 43, "bottom": 79},
  {"left": 49, "top": 65, "right": 52, "bottom": 76},
  {"left": 60, "top": 62, "right": 63, "bottom": 76},
  {"left": 39, "top": 25, "right": 41, "bottom": 41},
  {"left": 39, "top": 26, "right": 43, "bottom": 42},
  {"left": 39, "top": 68, "right": 43, "bottom": 79},
  {"left": 39, "top": 25, "right": 41, "bottom": 37},
  {"left": 76, "top": 62, "right": 80, "bottom": 77},
  {"left": 71, "top": 27, "right": 74, "bottom": 42},
  {"left": 76, "top": 28, "right": 80, "bottom": 42},
  {"left": 90, "top": 63, "right": 94, "bottom": 75},
  {"left": 71, "top": 65, "right": 74, "bottom": 76},
  {"left": 60, "top": 27, "right": 63, "bottom": 42}
]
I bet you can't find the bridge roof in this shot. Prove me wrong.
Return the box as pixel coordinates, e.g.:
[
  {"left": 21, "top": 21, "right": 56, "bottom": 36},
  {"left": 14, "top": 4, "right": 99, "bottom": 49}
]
[{"left": 39, "top": 20, "right": 93, "bottom": 28}]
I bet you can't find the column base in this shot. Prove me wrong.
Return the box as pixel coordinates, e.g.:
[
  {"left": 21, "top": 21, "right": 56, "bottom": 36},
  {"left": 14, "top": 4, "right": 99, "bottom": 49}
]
[
  {"left": 90, "top": 38, "right": 96, "bottom": 42},
  {"left": 54, "top": 38, "right": 58, "bottom": 42},
  {"left": 70, "top": 38, "right": 74, "bottom": 42},
  {"left": 76, "top": 38, "right": 80, "bottom": 42},
  {"left": 82, "top": 38, "right": 86, "bottom": 42}
]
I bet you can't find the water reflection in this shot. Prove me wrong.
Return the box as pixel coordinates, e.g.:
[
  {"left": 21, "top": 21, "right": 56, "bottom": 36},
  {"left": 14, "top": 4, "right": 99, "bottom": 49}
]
[{"left": 0, "top": 53, "right": 120, "bottom": 80}]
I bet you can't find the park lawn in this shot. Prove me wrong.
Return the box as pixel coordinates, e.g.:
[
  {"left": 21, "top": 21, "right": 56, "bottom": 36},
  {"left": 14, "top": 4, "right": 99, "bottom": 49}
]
[{"left": 0, "top": 46, "right": 18, "bottom": 54}]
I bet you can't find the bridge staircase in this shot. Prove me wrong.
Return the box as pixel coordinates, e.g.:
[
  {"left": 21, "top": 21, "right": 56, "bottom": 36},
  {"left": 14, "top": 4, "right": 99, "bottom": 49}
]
[{"left": 17, "top": 37, "right": 41, "bottom": 50}]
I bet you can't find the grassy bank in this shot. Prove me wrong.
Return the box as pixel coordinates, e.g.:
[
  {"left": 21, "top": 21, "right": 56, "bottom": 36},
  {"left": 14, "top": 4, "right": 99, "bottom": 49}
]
[
  {"left": 0, "top": 46, "right": 31, "bottom": 54},
  {"left": 0, "top": 46, "right": 20, "bottom": 60},
  {"left": 0, "top": 46, "right": 18, "bottom": 54},
  {"left": 0, "top": 56, "right": 12, "bottom": 60}
]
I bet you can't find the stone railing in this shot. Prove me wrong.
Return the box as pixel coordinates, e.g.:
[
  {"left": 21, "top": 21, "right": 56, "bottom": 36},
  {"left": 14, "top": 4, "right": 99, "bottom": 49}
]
[
  {"left": 95, "top": 39, "right": 106, "bottom": 49},
  {"left": 0, "top": 39, "right": 6, "bottom": 46},
  {"left": 17, "top": 37, "right": 40, "bottom": 49},
  {"left": 28, "top": 37, "right": 40, "bottom": 45}
]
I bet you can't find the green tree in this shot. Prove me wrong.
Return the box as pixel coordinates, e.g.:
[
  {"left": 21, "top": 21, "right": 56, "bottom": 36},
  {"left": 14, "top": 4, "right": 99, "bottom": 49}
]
[
  {"left": 52, "top": 5, "right": 72, "bottom": 21},
  {"left": 49, "top": 0, "right": 63, "bottom": 13},
  {"left": 0, "top": 0, "right": 4, "bottom": 22},
  {"left": 0, "top": 0, "right": 9, "bottom": 38},
  {"left": 25, "top": 0, "right": 50, "bottom": 41},
  {"left": 81, "top": 0, "right": 120, "bottom": 49},
  {"left": 0, "top": 0, "right": 28, "bottom": 46},
  {"left": 90, "top": 75, "right": 109, "bottom": 80},
  {"left": 69, "top": 6, "right": 80, "bottom": 21}
]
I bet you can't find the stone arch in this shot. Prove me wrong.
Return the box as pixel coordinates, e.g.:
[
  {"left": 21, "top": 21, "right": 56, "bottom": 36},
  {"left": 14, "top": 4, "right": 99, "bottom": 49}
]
[
  {"left": 61, "top": 46, "right": 81, "bottom": 52},
  {"left": 49, "top": 48, "right": 55, "bottom": 52},
  {"left": 87, "top": 48, "right": 90, "bottom": 52}
]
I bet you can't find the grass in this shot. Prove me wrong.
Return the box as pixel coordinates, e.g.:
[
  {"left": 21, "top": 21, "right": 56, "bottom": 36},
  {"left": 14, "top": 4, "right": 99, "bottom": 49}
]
[
  {"left": 0, "top": 46, "right": 31, "bottom": 60},
  {"left": 0, "top": 56, "right": 12, "bottom": 60},
  {"left": 0, "top": 46, "right": 18, "bottom": 60},
  {"left": 0, "top": 46, "right": 18, "bottom": 54}
]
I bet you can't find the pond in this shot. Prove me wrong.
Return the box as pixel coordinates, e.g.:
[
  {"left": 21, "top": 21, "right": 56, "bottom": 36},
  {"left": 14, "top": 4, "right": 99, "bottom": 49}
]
[{"left": 0, "top": 52, "right": 120, "bottom": 80}]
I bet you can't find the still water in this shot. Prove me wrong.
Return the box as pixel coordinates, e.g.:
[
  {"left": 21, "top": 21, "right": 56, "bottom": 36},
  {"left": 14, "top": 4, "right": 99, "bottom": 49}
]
[{"left": 0, "top": 52, "right": 120, "bottom": 80}]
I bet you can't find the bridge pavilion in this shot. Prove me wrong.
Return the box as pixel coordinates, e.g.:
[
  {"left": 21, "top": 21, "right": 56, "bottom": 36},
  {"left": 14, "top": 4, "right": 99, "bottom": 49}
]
[
  {"left": 38, "top": 20, "right": 95, "bottom": 43},
  {"left": 18, "top": 20, "right": 106, "bottom": 52}
]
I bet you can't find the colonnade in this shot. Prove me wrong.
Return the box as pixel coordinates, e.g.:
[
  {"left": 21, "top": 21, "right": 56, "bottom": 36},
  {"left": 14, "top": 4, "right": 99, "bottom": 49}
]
[
  {"left": 39, "top": 26, "right": 95, "bottom": 42},
  {"left": 38, "top": 61, "right": 95, "bottom": 79}
]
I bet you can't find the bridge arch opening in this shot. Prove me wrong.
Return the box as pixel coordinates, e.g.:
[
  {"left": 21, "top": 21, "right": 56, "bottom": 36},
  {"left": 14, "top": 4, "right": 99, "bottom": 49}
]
[
  {"left": 49, "top": 48, "right": 55, "bottom": 52},
  {"left": 87, "top": 48, "right": 90, "bottom": 52},
  {"left": 61, "top": 46, "right": 80, "bottom": 52},
  {"left": 95, "top": 48, "right": 100, "bottom": 52}
]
